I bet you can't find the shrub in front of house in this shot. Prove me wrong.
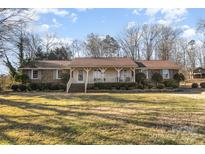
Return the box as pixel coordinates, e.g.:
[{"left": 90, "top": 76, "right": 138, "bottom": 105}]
[
  {"left": 87, "top": 84, "right": 94, "bottom": 90},
  {"left": 61, "top": 73, "right": 70, "bottom": 84},
  {"left": 163, "top": 79, "right": 179, "bottom": 88},
  {"left": 192, "top": 83, "right": 199, "bottom": 88},
  {"left": 49, "top": 84, "right": 59, "bottom": 90},
  {"left": 137, "top": 83, "right": 144, "bottom": 89},
  {"left": 11, "top": 84, "right": 19, "bottom": 92},
  {"left": 40, "top": 83, "right": 50, "bottom": 90},
  {"left": 59, "top": 84, "right": 66, "bottom": 91},
  {"left": 93, "top": 82, "right": 136, "bottom": 90},
  {"left": 29, "top": 83, "right": 41, "bottom": 91},
  {"left": 156, "top": 83, "right": 165, "bottom": 89},
  {"left": 151, "top": 73, "right": 163, "bottom": 86},
  {"left": 11, "top": 84, "right": 27, "bottom": 92},
  {"left": 173, "top": 73, "right": 185, "bottom": 85},
  {"left": 16, "top": 74, "right": 30, "bottom": 84},
  {"left": 141, "top": 79, "right": 154, "bottom": 89},
  {"left": 128, "top": 86, "right": 135, "bottom": 90},
  {"left": 27, "top": 83, "right": 66, "bottom": 91},
  {"left": 147, "top": 83, "right": 154, "bottom": 89},
  {"left": 18, "top": 84, "right": 27, "bottom": 92},
  {"left": 135, "top": 72, "right": 146, "bottom": 84},
  {"left": 200, "top": 82, "right": 205, "bottom": 88}
]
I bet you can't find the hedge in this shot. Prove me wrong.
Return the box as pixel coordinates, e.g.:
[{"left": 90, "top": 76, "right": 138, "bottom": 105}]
[
  {"left": 90, "top": 82, "right": 137, "bottom": 90},
  {"left": 11, "top": 85, "right": 19, "bottom": 92},
  {"left": 163, "top": 79, "right": 179, "bottom": 88},
  {"left": 28, "top": 83, "right": 66, "bottom": 91},
  {"left": 11, "top": 83, "right": 66, "bottom": 92},
  {"left": 156, "top": 83, "right": 165, "bottom": 89},
  {"left": 191, "top": 83, "right": 198, "bottom": 88},
  {"left": 200, "top": 82, "right": 205, "bottom": 88}
]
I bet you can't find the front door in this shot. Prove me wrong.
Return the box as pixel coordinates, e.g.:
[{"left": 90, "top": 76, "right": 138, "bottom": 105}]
[{"left": 78, "top": 70, "right": 84, "bottom": 83}]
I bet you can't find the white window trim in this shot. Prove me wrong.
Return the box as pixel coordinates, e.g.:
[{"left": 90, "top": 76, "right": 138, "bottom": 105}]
[
  {"left": 31, "top": 69, "right": 39, "bottom": 80},
  {"left": 56, "top": 70, "right": 62, "bottom": 80},
  {"left": 162, "top": 69, "right": 170, "bottom": 79}
]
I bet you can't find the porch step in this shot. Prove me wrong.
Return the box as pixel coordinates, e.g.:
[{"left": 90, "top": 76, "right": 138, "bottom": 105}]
[{"left": 68, "top": 83, "right": 85, "bottom": 93}]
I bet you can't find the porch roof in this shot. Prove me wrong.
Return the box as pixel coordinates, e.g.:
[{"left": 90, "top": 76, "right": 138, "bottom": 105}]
[{"left": 69, "top": 57, "right": 138, "bottom": 68}]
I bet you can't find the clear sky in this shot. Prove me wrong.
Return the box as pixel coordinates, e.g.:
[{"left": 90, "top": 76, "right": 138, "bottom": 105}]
[{"left": 0, "top": 8, "right": 205, "bottom": 74}]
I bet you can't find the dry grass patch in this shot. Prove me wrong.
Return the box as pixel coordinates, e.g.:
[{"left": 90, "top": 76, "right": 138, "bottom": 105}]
[{"left": 0, "top": 92, "right": 205, "bottom": 144}]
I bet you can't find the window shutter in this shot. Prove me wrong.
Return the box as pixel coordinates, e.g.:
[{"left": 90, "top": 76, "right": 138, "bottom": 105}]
[
  {"left": 53, "top": 70, "right": 57, "bottom": 79},
  {"left": 38, "top": 70, "right": 41, "bottom": 79}
]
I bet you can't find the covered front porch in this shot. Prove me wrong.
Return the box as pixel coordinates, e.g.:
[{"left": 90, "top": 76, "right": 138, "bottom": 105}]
[{"left": 67, "top": 67, "right": 136, "bottom": 93}]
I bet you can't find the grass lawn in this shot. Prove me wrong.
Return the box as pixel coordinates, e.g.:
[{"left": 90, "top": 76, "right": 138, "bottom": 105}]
[{"left": 0, "top": 92, "right": 205, "bottom": 145}]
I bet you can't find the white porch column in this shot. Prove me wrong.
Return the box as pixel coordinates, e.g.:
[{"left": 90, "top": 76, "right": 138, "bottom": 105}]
[
  {"left": 142, "top": 68, "right": 148, "bottom": 79},
  {"left": 146, "top": 70, "right": 149, "bottom": 79},
  {"left": 84, "top": 68, "right": 90, "bottom": 93},
  {"left": 67, "top": 68, "right": 74, "bottom": 93},
  {"left": 131, "top": 68, "right": 136, "bottom": 82},
  {"left": 115, "top": 68, "right": 122, "bottom": 82}
]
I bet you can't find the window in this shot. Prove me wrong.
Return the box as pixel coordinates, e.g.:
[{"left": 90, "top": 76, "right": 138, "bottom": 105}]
[
  {"left": 141, "top": 70, "right": 148, "bottom": 79},
  {"left": 121, "top": 70, "right": 128, "bottom": 77},
  {"left": 94, "top": 70, "right": 103, "bottom": 79},
  {"left": 93, "top": 70, "right": 104, "bottom": 82},
  {"left": 32, "top": 70, "right": 39, "bottom": 79},
  {"left": 56, "top": 70, "right": 63, "bottom": 79},
  {"left": 78, "top": 70, "right": 84, "bottom": 81},
  {"left": 162, "top": 69, "right": 169, "bottom": 79}
]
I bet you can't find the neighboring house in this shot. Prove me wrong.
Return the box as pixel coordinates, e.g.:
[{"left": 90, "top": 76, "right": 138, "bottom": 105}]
[
  {"left": 20, "top": 57, "right": 180, "bottom": 92},
  {"left": 136, "top": 60, "right": 180, "bottom": 79},
  {"left": 192, "top": 67, "right": 205, "bottom": 78}
]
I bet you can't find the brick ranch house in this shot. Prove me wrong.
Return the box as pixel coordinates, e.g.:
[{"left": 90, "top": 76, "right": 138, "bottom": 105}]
[{"left": 20, "top": 57, "right": 180, "bottom": 92}]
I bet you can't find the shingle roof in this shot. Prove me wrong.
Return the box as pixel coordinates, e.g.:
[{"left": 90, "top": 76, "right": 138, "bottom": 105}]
[
  {"left": 21, "top": 60, "right": 71, "bottom": 69},
  {"left": 136, "top": 60, "right": 180, "bottom": 69},
  {"left": 193, "top": 67, "right": 205, "bottom": 73},
  {"left": 69, "top": 57, "right": 137, "bottom": 67},
  {"left": 20, "top": 58, "right": 180, "bottom": 70}
]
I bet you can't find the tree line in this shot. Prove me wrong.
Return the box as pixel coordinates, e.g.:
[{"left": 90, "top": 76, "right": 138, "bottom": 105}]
[{"left": 0, "top": 9, "right": 205, "bottom": 78}]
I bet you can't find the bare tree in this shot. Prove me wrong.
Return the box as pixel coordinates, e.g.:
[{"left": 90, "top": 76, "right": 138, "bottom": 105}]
[
  {"left": 195, "top": 42, "right": 205, "bottom": 67},
  {"left": 186, "top": 40, "right": 197, "bottom": 69},
  {"left": 43, "top": 34, "right": 58, "bottom": 53},
  {"left": 178, "top": 38, "right": 189, "bottom": 66},
  {"left": 85, "top": 33, "right": 103, "bottom": 57},
  {"left": 197, "top": 19, "right": 205, "bottom": 66},
  {"left": 101, "top": 35, "right": 120, "bottom": 57},
  {"left": 197, "top": 19, "right": 205, "bottom": 36},
  {"left": 141, "top": 24, "right": 159, "bottom": 60},
  {"left": 25, "top": 33, "right": 43, "bottom": 60},
  {"left": 118, "top": 25, "right": 142, "bottom": 60},
  {"left": 172, "top": 38, "right": 185, "bottom": 65},
  {"left": 157, "top": 25, "right": 182, "bottom": 60},
  {"left": 0, "top": 9, "right": 33, "bottom": 57},
  {"left": 2, "top": 23, "right": 29, "bottom": 67},
  {"left": 70, "top": 40, "right": 83, "bottom": 57}
]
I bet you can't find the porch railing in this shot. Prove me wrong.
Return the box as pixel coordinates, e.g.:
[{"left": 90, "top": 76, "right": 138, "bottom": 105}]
[{"left": 94, "top": 77, "right": 132, "bottom": 83}]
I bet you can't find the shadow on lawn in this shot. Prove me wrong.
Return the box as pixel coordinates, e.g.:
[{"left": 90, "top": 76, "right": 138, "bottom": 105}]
[
  {"left": 0, "top": 114, "right": 82, "bottom": 144},
  {"left": 37, "top": 93, "right": 181, "bottom": 105},
  {"left": 0, "top": 94, "right": 205, "bottom": 144}
]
